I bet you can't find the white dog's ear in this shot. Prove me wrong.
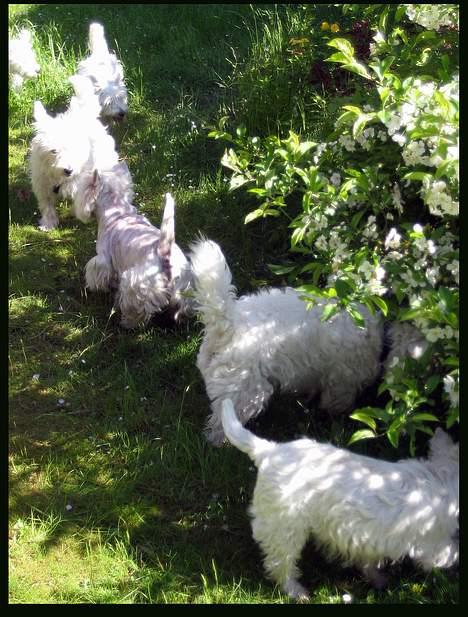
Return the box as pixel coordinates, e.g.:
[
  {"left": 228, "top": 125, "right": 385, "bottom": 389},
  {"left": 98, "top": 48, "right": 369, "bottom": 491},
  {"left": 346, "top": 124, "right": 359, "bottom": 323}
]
[{"left": 33, "top": 101, "right": 49, "bottom": 123}]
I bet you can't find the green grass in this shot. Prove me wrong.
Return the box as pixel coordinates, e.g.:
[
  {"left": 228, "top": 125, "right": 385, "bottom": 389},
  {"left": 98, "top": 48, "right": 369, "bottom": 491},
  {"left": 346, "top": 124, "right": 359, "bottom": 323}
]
[{"left": 9, "top": 4, "right": 458, "bottom": 604}]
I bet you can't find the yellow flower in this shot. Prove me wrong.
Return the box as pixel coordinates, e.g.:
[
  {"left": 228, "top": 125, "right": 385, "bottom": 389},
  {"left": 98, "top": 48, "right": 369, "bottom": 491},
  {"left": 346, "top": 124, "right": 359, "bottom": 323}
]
[
  {"left": 330, "top": 23, "right": 340, "bottom": 32},
  {"left": 320, "top": 21, "right": 330, "bottom": 31}
]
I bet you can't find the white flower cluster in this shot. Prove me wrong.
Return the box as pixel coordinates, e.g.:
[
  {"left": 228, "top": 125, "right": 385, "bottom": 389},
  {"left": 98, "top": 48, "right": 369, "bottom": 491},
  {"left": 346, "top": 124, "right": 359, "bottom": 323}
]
[
  {"left": 421, "top": 177, "right": 459, "bottom": 217},
  {"left": 358, "top": 260, "right": 387, "bottom": 296},
  {"left": 405, "top": 4, "right": 458, "bottom": 31}
]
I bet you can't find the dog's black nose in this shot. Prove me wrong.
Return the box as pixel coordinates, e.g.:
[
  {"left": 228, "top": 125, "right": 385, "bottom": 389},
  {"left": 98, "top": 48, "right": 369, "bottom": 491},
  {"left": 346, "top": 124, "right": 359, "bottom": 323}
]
[{"left": 63, "top": 168, "right": 73, "bottom": 176}]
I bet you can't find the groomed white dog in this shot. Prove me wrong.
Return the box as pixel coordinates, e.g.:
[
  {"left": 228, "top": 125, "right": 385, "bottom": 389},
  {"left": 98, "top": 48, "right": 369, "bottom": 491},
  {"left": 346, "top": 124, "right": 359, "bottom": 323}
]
[
  {"left": 9, "top": 28, "right": 40, "bottom": 91},
  {"left": 189, "top": 239, "right": 426, "bottom": 446},
  {"left": 76, "top": 22, "right": 128, "bottom": 121},
  {"left": 222, "top": 399, "right": 459, "bottom": 601},
  {"left": 75, "top": 162, "right": 193, "bottom": 328},
  {"left": 30, "top": 75, "right": 119, "bottom": 230}
]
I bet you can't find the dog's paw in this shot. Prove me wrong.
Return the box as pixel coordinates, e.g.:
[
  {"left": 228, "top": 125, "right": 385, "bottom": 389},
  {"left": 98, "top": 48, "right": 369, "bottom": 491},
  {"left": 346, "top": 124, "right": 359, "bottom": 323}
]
[
  {"left": 38, "top": 214, "right": 59, "bottom": 231},
  {"left": 283, "top": 578, "right": 310, "bottom": 601}
]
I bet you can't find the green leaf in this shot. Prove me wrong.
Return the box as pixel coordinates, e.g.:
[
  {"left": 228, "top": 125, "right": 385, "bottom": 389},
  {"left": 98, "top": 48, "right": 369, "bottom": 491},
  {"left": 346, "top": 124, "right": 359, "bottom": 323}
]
[
  {"left": 335, "top": 279, "right": 353, "bottom": 298},
  {"left": 349, "top": 412, "right": 377, "bottom": 430},
  {"left": 221, "top": 148, "right": 241, "bottom": 172},
  {"left": 353, "top": 113, "right": 374, "bottom": 138},
  {"left": 326, "top": 51, "right": 349, "bottom": 64},
  {"left": 399, "top": 308, "right": 424, "bottom": 321},
  {"left": 348, "top": 429, "right": 376, "bottom": 446},
  {"left": 403, "top": 171, "right": 432, "bottom": 182},
  {"left": 342, "top": 105, "right": 362, "bottom": 115},
  {"left": 229, "top": 175, "right": 251, "bottom": 190},
  {"left": 387, "top": 427, "right": 400, "bottom": 448},
  {"left": 342, "top": 62, "right": 371, "bottom": 80},
  {"left": 247, "top": 188, "right": 267, "bottom": 196},
  {"left": 370, "top": 296, "right": 388, "bottom": 316},
  {"left": 410, "top": 413, "right": 439, "bottom": 423},
  {"left": 347, "top": 305, "right": 365, "bottom": 328},
  {"left": 244, "top": 209, "right": 264, "bottom": 224},
  {"left": 320, "top": 303, "right": 339, "bottom": 322},
  {"left": 425, "top": 375, "right": 440, "bottom": 394},
  {"left": 327, "top": 38, "right": 355, "bottom": 58},
  {"left": 268, "top": 264, "right": 297, "bottom": 275}
]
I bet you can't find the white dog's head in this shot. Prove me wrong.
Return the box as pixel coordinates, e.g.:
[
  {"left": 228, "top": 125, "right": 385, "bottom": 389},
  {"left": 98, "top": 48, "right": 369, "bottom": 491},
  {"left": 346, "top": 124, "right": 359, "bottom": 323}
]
[
  {"left": 77, "top": 22, "right": 128, "bottom": 121},
  {"left": 9, "top": 28, "right": 40, "bottom": 87},
  {"left": 98, "top": 78, "right": 128, "bottom": 121},
  {"left": 74, "top": 160, "right": 134, "bottom": 222},
  {"left": 32, "top": 100, "right": 93, "bottom": 183}
]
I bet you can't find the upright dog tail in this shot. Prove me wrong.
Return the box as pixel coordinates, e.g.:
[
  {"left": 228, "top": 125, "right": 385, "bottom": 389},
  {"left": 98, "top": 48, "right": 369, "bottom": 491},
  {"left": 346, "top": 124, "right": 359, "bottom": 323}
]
[
  {"left": 221, "top": 399, "right": 274, "bottom": 463},
  {"left": 88, "top": 22, "right": 109, "bottom": 56},
  {"left": 68, "top": 74, "right": 101, "bottom": 118},
  {"left": 157, "top": 193, "right": 176, "bottom": 277},
  {"left": 188, "top": 238, "right": 237, "bottom": 328}
]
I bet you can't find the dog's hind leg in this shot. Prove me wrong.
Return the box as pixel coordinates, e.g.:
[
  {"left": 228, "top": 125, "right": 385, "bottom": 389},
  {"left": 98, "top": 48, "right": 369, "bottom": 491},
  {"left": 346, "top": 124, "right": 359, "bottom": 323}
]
[
  {"left": 85, "top": 254, "right": 114, "bottom": 291},
  {"left": 252, "top": 516, "right": 310, "bottom": 601}
]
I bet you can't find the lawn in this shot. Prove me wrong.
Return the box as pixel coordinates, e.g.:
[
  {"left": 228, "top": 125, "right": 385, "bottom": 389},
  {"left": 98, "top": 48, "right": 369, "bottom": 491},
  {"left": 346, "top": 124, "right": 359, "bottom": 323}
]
[{"left": 8, "top": 4, "right": 458, "bottom": 604}]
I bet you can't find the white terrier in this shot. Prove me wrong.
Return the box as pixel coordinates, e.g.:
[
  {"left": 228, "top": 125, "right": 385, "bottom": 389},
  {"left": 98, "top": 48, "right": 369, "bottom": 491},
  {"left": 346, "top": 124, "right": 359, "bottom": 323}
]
[
  {"left": 76, "top": 22, "right": 128, "bottom": 121},
  {"left": 9, "top": 28, "right": 40, "bottom": 91},
  {"left": 222, "top": 399, "right": 459, "bottom": 601},
  {"left": 76, "top": 162, "right": 193, "bottom": 328},
  {"left": 30, "top": 75, "right": 119, "bottom": 230},
  {"left": 190, "top": 239, "right": 387, "bottom": 446}
]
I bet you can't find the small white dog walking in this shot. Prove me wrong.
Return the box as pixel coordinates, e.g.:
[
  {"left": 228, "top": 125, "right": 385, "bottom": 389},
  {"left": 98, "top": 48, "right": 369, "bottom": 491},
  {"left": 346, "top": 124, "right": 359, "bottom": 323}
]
[
  {"left": 76, "top": 22, "right": 128, "bottom": 121},
  {"left": 30, "top": 75, "right": 119, "bottom": 230},
  {"left": 76, "top": 162, "right": 193, "bottom": 328},
  {"left": 9, "top": 28, "right": 40, "bottom": 90},
  {"left": 190, "top": 239, "right": 384, "bottom": 446},
  {"left": 222, "top": 399, "right": 459, "bottom": 600}
]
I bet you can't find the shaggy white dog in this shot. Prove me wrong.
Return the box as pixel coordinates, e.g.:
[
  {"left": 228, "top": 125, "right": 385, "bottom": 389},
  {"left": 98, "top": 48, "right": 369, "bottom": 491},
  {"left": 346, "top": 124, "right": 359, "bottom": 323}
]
[
  {"left": 76, "top": 22, "right": 128, "bottom": 121},
  {"left": 190, "top": 239, "right": 425, "bottom": 446},
  {"left": 76, "top": 162, "right": 193, "bottom": 328},
  {"left": 222, "top": 399, "right": 459, "bottom": 600},
  {"left": 9, "top": 28, "right": 40, "bottom": 91},
  {"left": 30, "top": 75, "right": 119, "bottom": 230}
]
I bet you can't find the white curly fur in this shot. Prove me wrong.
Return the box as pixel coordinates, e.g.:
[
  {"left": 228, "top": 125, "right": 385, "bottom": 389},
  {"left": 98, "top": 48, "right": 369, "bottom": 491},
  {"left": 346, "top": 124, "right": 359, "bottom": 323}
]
[
  {"left": 77, "top": 162, "right": 193, "bottom": 328},
  {"left": 29, "top": 74, "right": 119, "bottom": 231},
  {"left": 9, "top": 28, "right": 40, "bottom": 91},
  {"left": 222, "top": 399, "right": 459, "bottom": 600},
  {"left": 75, "top": 22, "right": 128, "bottom": 121},
  {"left": 189, "top": 238, "right": 384, "bottom": 446}
]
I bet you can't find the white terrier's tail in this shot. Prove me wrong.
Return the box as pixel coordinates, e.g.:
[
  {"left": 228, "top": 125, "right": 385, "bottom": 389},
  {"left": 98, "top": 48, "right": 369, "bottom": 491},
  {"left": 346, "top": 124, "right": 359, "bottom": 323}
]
[
  {"left": 189, "top": 238, "right": 237, "bottom": 327},
  {"left": 158, "top": 193, "right": 175, "bottom": 269},
  {"left": 88, "top": 22, "right": 109, "bottom": 56},
  {"left": 221, "top": 399, "right": 274, "bottom": 463},
  {"left": 68, "top": 74, "right": 101, "bottom": 118}
]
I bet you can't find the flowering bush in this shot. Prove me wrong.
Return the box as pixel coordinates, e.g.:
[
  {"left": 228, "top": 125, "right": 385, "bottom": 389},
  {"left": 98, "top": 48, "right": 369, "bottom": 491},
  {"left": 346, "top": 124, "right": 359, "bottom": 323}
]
[{"left": 210, "top": 4, "right": 459, "bottom": 452}]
